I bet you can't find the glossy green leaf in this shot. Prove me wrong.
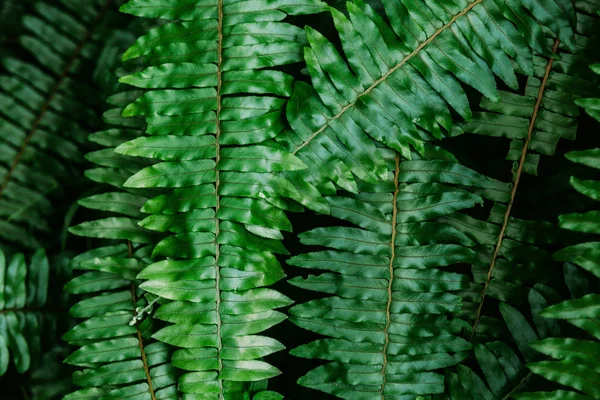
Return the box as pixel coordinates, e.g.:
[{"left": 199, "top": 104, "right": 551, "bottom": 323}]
[
  {"left": 114, "top": 0, "right": 329, "bottom": 398},
  {"left": 288, "top": 157, "right": 481, "bottom": 398}
]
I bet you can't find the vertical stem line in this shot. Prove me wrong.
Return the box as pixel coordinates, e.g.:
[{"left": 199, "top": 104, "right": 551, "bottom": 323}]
[
  {"left": 128, "top": 241, "right": 156, "bottom": 400},
  {"left": 380, "top": 154, "right": 400, "bottom": 399},
  {"left": 214, "top": 0, "right": 224, "bottom": 398}
]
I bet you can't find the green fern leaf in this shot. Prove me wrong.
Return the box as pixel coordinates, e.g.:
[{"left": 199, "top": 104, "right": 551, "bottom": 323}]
[
  {"left": 114, "top": 0, "right": 332, "bottom": 398},
  {"left": 64, "top": 33, "right": 180, "bottom": 396},
  {"left": 0, "top": 248, "right": 51, "bottom": 376},
  {"left": 276, "top": 0, "right": 576, "bottom": 194},
  {"left": 513, "top": 58, "right": 600, "bottom": 400},
  {"left": 437, "top": 3, "right": 600, "bottom": 345},
  {"left": 0, "top": 0, "right": 127, "bottom": 250},
  {"left": 462, "top": 10, "right": 600, "bottom": 178},
  {"left": 446, "top": 294, "right": 564, "bottom": 399},
  {"left": 63, "top": 243, "right": 178, "bottom": 400},
  {"left": 285, "top": 147, "right": 524, "bottom": 398}
]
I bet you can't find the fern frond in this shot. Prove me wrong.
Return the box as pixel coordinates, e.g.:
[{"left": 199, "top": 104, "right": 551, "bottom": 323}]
[
  {"left": 285, "top": 146, "right": 524, "bottom": 398},
  {"left": 0, "top": 0, "right": 128, "bottom": 250},
  {"left": 66, "top": 77, "right": 177, "bottom": 398},
  {"left": 445, "top": 293, "right": 562, "bottom": 399},
  {"left": 276, "top": 0, "right": 576, "bottom": 194},
  {"left": 449, "top": 2, "right": 600, "bottom": 341},
  {"left": 512, "top": 61, "right": 600, "bottom": 400},
  {"left": 63, "top": 243, "right": 178, "bottom": 400},
  {"left": 113, "top": 1, "right": 330, "bottom": 398},
  {"left": 444, "top": 7, "right": 600, "bottom": 397},
  {"left": 0, "top": 248, "right": 51, "bottom": 376},
  {"left": 70, "top": 89, "right": 163, "bottom": 247},
  {"left": 462, "top": 8, "right": 600, "bottom": 178},
  {"left": 522, "top": 294, "right": 600, "bottom": 399}
]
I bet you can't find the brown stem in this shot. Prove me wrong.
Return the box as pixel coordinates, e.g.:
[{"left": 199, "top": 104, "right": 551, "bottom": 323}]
[
  {"left": 128, "top": 239, "right": 156, "bottom": 400},
  {"left": 380, "top": 154, "right": 400, "bottom": 398},
  {"left": 214, "top": 1, "right": 224, "bottom": 398},
  {"left": 470, "top": 39, "right": 561, "bottom": 339},
  {"left": 501, "top": 372, "right": 532, "bottom": 400},
  {"left": 130, "top": 283, "right": 157, "bottom": 400},
  {"left": 292, "top": 0, "right": 483, "bottom": 155}
]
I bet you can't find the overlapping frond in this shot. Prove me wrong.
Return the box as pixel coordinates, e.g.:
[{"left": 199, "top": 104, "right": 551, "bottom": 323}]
[
  {"left": 445, "top": 289, "right": 563, "bottom": 399},
  {"left": 286, "top": 146, "right": 526, "bottom": 398},
  {"left": 448, "top": 2, "right": 600, "bottom": 342},
  {"left": 0, "top": 248, "right": 51, "bottom": 376},
  {"left": 519, "top": 288, "right": 600, "bottom": 399},
  {"left": 511, "top": 62, "right": 600, "bottom": 400},
  {"left": 435, "top": 5, "right": 600, "bottom": 399},
  {"left": 462, "top": 5, "right": 600, "bottom": 177},
  {"left": 114, "top": 1, "right": 328, "bottom": 398},
  {"left": 0, "top": 0, "right": 126, "bottom": 250},
  {"left": 63, "top": 243, "right": 177, "bottom": 400},
  {"left": 0, "top": 0, "right": 598, "bottom": 399},
  {"left": 277, "top": 0, "right": 576, "bottom": 194},
  {"left": 66, "top": 84, "right": 177, "bottom": 399},
  {"left": 445, "top": 199, "right": 562, "bottom": 342},
  {"left": 69, "top": 88, "right": 163, "bottom": 248},
  {"left": 283, "top": 4, "right": 600, "bottom": 394}
]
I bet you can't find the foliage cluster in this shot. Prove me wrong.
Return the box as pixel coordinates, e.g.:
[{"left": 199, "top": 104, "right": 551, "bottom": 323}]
[{"left": 1, "top": 0, "right": 600, "bottom": 399}]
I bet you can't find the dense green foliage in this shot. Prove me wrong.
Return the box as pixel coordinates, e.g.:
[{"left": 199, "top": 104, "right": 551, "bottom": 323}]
[
  {"left": 513, "top": 63, "right": 600, "bottom": 400},
  {"left": 0, "top": 248, "right": 72, "bottom": 398},
  {"left": 64, "top": 82, "right": 178, "bottom": 399},
  {"left": 1, "top": 0, "right": 600, "bottom": 399},
  {"left": 0, "top": 0, "right": 130, "bottom": 251},
  {"left": 289, "top": 149, "right": 484, "bottom": 397},
  {"left": 0, "top": 248, "right": 50, "bottom": 376}
]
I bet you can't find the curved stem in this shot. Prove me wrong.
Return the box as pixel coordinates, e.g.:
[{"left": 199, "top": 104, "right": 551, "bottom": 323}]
[
  {"left": 130, "top": 283, "right": 157, "bottom": 400},
  {"left": 127, "top": 239, "right": 157, "bottom": 400},
  {"left": 501, "top": 372, "right": 532, "bottom": 400}
]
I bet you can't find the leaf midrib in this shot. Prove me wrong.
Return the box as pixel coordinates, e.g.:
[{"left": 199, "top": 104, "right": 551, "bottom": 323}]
[
  {"left": 130, "top": 281, "right": 157, "bottom": 400},
  {"left": 292, "top": 0, "right": 483, "bottom": 155},
  {"left": 214, "top": 1, "right": 225, "bottom": 398},
  {"left": 380, "top": 154, "right": 400, "bottom": 399},
  {"left": 470, "top": 39, "right": 562, "bottom": 338}
]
